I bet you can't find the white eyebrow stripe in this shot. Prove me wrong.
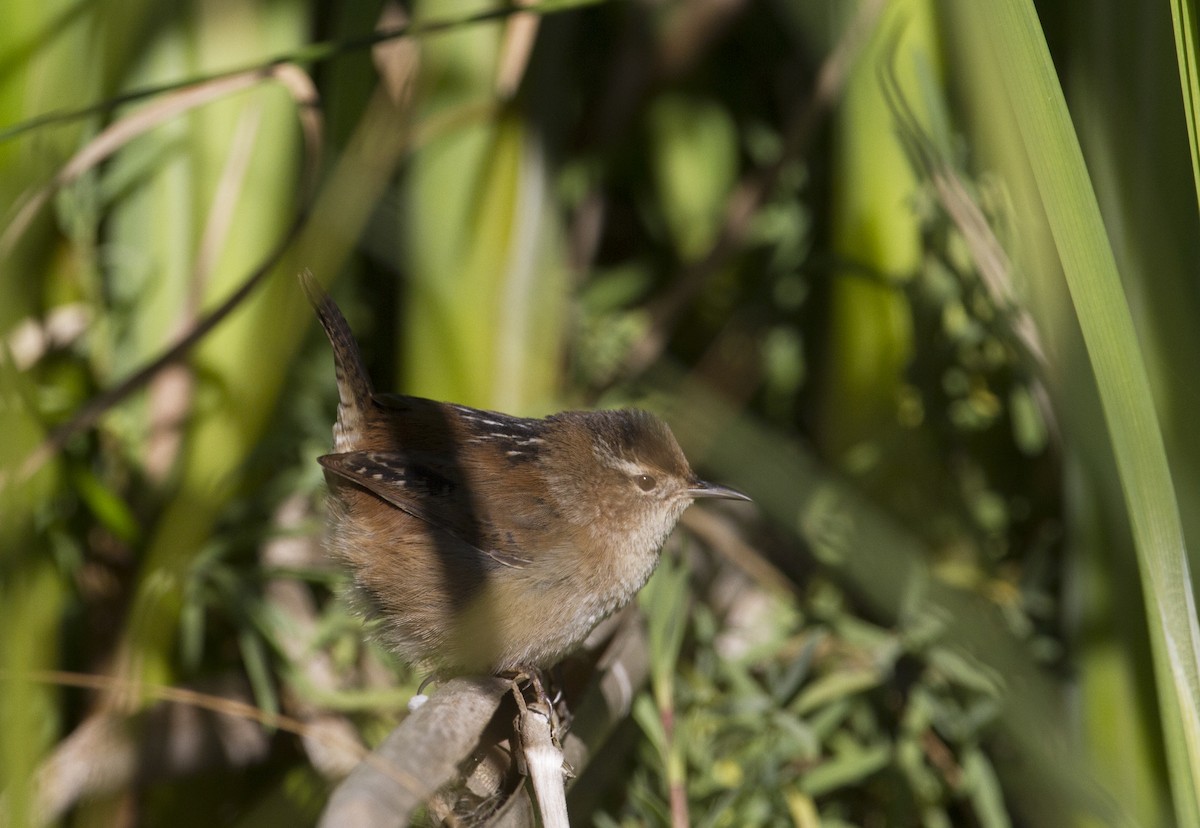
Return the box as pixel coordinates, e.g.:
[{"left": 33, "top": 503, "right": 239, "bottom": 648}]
[{"left": 602, "top": 456, "right": 647, "bottom": 477}]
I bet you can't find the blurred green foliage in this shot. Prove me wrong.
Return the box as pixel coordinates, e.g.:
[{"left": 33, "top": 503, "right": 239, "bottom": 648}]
[{"left": 2, "top": 0, "right": 1199, "bottom": 825}]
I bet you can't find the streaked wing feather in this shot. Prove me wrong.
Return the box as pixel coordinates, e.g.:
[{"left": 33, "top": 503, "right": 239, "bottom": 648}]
[{"left": 318, "top": 450, "right": 527, "bottom": 568}]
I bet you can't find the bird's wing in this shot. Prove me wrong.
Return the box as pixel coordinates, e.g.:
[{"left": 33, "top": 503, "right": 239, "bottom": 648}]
[{"left": 317, "top": 450, "right": 534, "bottom": 568}]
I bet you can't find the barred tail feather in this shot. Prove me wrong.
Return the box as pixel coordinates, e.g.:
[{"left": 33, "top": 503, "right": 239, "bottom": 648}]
[{"left": 299, "top": 270, "right": 374, "bottom": 452}]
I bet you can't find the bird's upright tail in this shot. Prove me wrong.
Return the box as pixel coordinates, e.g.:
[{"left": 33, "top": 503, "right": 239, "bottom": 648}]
[{"left": 299, "top": 270, "right": 374, "bottom": 453}]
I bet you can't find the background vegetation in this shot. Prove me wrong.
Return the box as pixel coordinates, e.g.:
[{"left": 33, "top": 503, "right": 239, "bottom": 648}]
[{"left": 2, "top": 0, "right": 1199, "bottom": 824}]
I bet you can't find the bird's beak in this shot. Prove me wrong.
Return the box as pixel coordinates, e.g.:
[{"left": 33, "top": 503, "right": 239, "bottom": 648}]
[{"left": 688, "top": 479, "right": 752, "bottom": 502}]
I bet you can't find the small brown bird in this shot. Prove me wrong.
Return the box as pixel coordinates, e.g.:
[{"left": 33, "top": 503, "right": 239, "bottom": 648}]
[{"left": 302, "top": 272, "right": 749, "bottom": 675}]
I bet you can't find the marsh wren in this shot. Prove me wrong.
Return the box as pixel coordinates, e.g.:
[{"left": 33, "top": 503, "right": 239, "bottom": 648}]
[{"left": 302, "top": 273, "right": 749, "bottom": 675}]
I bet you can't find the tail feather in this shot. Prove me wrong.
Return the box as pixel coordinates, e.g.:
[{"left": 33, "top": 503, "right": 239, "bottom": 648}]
[{"left": 299, "top": 271, "right": 374, "bottom": 452}]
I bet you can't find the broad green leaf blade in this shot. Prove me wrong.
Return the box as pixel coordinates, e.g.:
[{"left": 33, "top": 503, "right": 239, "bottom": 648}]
[
  {"left": 821, "top": 0, "right": 934, "bottom": 457},
  {"left": 978, "top": 1, "right": 1200, "bottom": 822},
  {"left": 402, "top": 8, "right": 565, "bottom": 413},
  {"left": 648, "top": 94, "right": 738, "bottom": 262},
  {"left": 115, "top": 2, "right": 310, "bottom": 691}
]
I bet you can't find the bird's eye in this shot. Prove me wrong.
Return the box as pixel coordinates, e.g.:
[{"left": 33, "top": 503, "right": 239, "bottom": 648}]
[{"left": 634, "top": 474, "right": 657, "bottom": 492}]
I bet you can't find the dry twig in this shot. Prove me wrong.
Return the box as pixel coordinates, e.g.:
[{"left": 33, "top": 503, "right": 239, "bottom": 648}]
[{"left": 318, "top": 676, "right": 512, "bottom": 827}]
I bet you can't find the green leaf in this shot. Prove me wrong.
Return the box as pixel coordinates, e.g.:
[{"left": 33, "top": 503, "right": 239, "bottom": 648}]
[
  {"left": 800, "top": 741, "right": 892, "bottom": 797},
  {"left": 974, "top": 1, "right": 1200, "bottom": 821},
  {"left": 793, "top": 669, "right": 882, "bottom": 716},
  {"left": 640, "top": 553, "right": 692, "bottom": 710},
  {"left": 961, "top": 745, "right": 1013, "bottom": 828},
  {"left": 1169, "top": 0, "right": 1200, "bottom": 215},
  {"left": 71, "top": 467, "right": 139, "bottom": 543},
  {"left": 239, "top": 628, "right": 279, "bottom": 730},
  {"left": 633, "top": 692, "right": 668, "bottom": 758},
  {"left": 647, "top": 94, "right": 738, "bottom": 261}
]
